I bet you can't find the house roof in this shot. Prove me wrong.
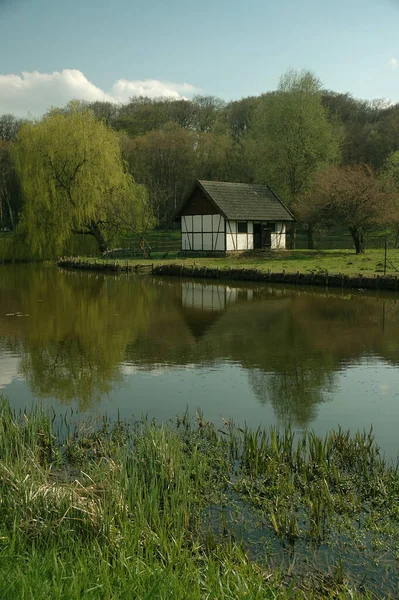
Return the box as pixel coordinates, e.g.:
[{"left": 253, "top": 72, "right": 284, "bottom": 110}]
[{"left": 179, "top": 180, "right": 295, "bottom": 222}]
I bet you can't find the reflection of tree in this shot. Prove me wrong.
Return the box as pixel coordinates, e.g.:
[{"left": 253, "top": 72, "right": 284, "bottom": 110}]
[
  {"left": 123, "top": 283, "right": 399, "bottom": 426},
  {"left": 248, "top": 364, "right": 335, "bottom": 426},
  {"left": 2, "top": 269, "right": 399, "bottom": 421},
  {"left": 0, "top": 266, "right": 158, "bottom": 408},
  {"left": 205, "top": 298, "right": 339, "bottom": 425}
]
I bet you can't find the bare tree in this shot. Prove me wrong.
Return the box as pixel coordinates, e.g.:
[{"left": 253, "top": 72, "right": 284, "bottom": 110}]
[{"left": 297, "top": 164, "right": 388, "bottom": 253}]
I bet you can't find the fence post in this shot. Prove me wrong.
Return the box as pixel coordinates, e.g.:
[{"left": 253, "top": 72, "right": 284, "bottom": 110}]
[{"left": 384, "top": 240, "right": 387, "bottom": 276}]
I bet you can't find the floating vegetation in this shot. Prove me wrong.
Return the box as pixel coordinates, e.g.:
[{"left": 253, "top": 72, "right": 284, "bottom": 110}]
[{"left": 0, "top": 397, "right": 398, "bottom": 598}]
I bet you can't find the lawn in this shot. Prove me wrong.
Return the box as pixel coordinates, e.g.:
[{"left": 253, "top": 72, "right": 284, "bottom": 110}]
[{"left": 74, "top": 248, "right": 399, "bottom": 278}]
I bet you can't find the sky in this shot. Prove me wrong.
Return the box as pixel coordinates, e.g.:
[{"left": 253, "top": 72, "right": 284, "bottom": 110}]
[{"left": 0, "top": 0, "right": 399, "bottom": 116}]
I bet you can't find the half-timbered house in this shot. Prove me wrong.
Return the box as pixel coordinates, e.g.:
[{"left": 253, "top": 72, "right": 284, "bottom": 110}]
[{"left": 176, "top": 180, "right": 295, "bottom": 252}]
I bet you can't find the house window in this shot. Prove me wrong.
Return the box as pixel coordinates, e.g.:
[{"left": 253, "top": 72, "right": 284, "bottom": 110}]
[
  {"left": 267, "top": 223, "right": 276, "bottom": 233},
  {"left": 237, "top": 221, "right": 248, "bottom": 233}
]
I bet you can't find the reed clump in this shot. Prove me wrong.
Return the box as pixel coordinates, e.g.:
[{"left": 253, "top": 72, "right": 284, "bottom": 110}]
[{"left": 1, "top": 397, "right": 397, "bottom": 598}]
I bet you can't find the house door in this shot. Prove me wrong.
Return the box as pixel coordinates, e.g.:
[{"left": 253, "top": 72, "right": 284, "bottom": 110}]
[
  {"left": 262, "top": 225, "right": 272, "bottom": 248},
  {"left": 253, "top": 223, "right": 262, "bottom": 248}
]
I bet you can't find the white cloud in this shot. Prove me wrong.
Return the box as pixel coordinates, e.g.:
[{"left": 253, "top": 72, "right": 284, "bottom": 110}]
[
  {"left": 0, "top": 354, "right": 20, "bottom": 390},
  {"left": 0, "top": 69, "right": 200, "bottom": 117},
  {"left": 110, "top": 79, "right": 198, "bottom": 103},
  {"left": 388, "top": 57, "right": 399, "bottom": 69}
]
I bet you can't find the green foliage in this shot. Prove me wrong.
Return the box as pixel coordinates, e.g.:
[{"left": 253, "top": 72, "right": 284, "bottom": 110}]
[
  {"left": 0, "top": 140, "right": 21, "bottom": 231},
  {"left": 123, "top": 123, "right": 238, "bottom": 222},
  {"left": 4, "top": 71, "right": 399, "bottom": 251},
  {"left": 253, "top": 69, "right": 340, "bottom": 204},
  {"left": 12, "top": 104, "right": 153, "bottom": 257},
  {"left": 380, "top": 150, "right": 399, "bottom": 246},
  {"left": 382, "top": 150, "right": 399, "bottom": 185}
]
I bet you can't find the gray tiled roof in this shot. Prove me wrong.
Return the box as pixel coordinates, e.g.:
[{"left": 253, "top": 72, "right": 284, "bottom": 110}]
[{"left": 198, "top": 181, "right": 295, "bottom": 221}]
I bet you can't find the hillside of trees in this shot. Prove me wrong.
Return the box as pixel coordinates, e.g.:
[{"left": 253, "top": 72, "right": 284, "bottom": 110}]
[{"left": 1, "top": 69, "right": 399, "bottom": 253}]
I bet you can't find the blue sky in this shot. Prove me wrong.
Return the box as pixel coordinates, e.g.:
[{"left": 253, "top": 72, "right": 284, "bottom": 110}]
[{"left": 1, "top": 0, "right": 398, "bottom": 115}]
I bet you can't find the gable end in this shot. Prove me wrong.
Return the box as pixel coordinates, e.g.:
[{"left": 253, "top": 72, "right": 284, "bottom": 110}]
[{"left": 180, "top": 184, "right": 224, "bottom": 216}]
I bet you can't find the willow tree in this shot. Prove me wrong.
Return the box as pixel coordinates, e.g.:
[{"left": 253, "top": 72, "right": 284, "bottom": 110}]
[{"left": 13, "top": 105, "right": 153, "bottom": 257}]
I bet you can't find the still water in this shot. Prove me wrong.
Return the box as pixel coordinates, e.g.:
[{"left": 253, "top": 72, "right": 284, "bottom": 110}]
[{"left": 1, "top": 264, "right": 399, "bottom": 459}]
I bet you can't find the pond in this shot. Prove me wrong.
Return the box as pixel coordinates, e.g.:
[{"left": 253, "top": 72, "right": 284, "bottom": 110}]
[{"left": 1, "top": 263, "right": 399, "bottom": 460}]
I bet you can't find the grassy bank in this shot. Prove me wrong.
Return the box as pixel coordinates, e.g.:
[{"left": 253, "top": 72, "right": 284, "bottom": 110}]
[
  {"left": 57, "top": 249, "right": 399, "bottom": 294},
  {"left": 59, "top": 248, "right": 399, "bottom": 278},
  {"left": 1, "top": 398, "right": 398, "bottom": 598}
]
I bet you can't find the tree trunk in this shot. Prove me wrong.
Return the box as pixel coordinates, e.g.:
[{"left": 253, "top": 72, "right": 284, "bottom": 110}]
[
  {"left": 349, "top": 227, "right": 365, "bottom": 254},
  {"left": 307, "top": 223, "right": 315, "bottom": 250},
  {"left": 5, "top": 192, "right": 15, "bottom": 231},
  {"left": 2, "top": 174, "right": 15, "bottom": 230},
  {"left": 89, "top": 221, "right": 109, "bottom": 253},
  {"left": 289, "top": 222, "right": 297, "bottom": 249}
]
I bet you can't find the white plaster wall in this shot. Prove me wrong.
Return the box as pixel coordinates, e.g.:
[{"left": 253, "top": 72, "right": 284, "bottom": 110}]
[
  {"left": 213, "top": 233, "right": 225, "bottom": 251},
  {"left": 182, "top": 232, "right": 192, "bottom": 251},
  {"left": 202, "top": 233, "right": 213, "bottom": 251},
  {"left": 181, "top": 214, "right": 225, "bottom": 251},
  {"left": 226, "top": 220, "right": 253, "bottom": 251},
  {"left": 271, "top": 222, "right": 286, "bottom": 249},
  {"left": 226, "top": 221, "right": 236, "bottom": 251},
  {"left": 193, "top": 233, "right": 202, "bottom": 250},
  {"left": 183, "top": 215, "right": 289, "bottom": 251},
  {"left": 236, "top": 234, "right": 250, "bottom": 250},
  {"left": 182, "top": 215, "right": 193, "bottom": 233},
  {"left": 193, "top": 215, "right": 202, "bottom": 231},
  {"left": 202, "top": 215, "right": 212, "bottom": 230},
  {"left": 213, "top": 214, "right": 225, "bottom": 232}
]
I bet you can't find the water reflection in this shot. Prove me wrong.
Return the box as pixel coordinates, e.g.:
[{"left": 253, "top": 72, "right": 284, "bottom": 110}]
[
  {"left": 0, "top": 266, "right": 157, "bottom": 408},
  {"left": 0, "top": 265, "right": 399, "bottom": 426}
]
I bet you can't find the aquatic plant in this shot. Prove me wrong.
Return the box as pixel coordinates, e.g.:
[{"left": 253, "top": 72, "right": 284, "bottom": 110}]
[{"left": 0, "top": 397, "right": 396, "bottom": 598}]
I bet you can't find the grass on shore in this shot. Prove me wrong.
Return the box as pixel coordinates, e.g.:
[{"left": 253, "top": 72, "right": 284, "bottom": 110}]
[
  {"left": 1, "top": 397, "right": 398, "bottom": 598},
  {"left": 67, "top": 248, "right": 399, "bottom": 278}
]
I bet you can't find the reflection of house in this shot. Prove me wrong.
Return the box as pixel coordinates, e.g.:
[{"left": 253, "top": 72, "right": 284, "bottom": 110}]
[
  {"left": 181, "top": 281, "right": 254, "bottom": 339},
  {"left": 177, "top": 180, "right": 295, "bottom": 252},
  {"left": 182, "top": 282, "right": 253, "bottom": 311}
]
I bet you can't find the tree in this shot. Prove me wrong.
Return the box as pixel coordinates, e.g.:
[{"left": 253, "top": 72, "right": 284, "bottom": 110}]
[
  {"left": 13, "top": 105, "right": 153, "bottom": 256},
  {"left": 380, "top": 150, "right": 399, "bottom": 247},
  {"left": 0, "top": 140, "right": 20, "bottom": 230},
  {"left": 322, "top": 93, "right": 399, "bottom": 170},
  {"left": 224, "top": 96, "right": 259, "bottom": 142},
  {"left": 0, "top": 114, "right": 23, "bottom": 141},
  {"left": 253, "top": 69, "right": 340, "bottom": 248},
  {"left": 123, "top": 123, "right": 196, "bottom": 223},
  {"left": 191, "top": 95, "right": 226, "bottom": 132},
  {"left": 298, "top": 164, "right": 387, "bottom": 254},
  {"left": 84, "top": 100, "right": 120, "bottom": 126},
  {"left": 194, "top": 131, "right": 233, "bottom": 181}
]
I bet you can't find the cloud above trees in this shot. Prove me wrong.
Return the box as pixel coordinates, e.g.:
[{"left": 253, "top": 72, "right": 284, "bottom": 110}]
[{"left": 0, "top": 69, "right": 199, "bottom": 117}]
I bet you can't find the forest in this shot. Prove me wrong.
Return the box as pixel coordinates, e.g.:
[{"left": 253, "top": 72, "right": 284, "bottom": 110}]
[{"left": 1, "top": 69, "right": 399, "bottom": 254}]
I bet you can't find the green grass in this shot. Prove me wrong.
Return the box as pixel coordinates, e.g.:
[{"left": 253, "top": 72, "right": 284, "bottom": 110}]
[
  {"left": 65, "top": 248, "right": 399, "bottom": 278},
  {"left": 1, "top": 398, "right": 398, "bottom": 598}
]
